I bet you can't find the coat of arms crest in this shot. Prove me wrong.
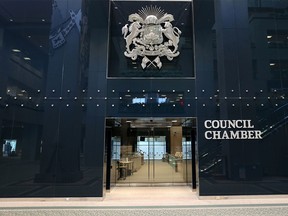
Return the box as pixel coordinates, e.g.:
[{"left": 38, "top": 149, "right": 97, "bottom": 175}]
[{"left": 122, "top": 6, "right": 181, "bottom": 69}]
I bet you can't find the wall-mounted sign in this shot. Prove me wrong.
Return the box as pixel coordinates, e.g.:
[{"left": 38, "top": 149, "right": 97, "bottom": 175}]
[
  {"left": 204, "top": 120, "right": 262, "bottom": 140},
  {"left": 122, "top": 5, "right": 181, "bottom": 69}
]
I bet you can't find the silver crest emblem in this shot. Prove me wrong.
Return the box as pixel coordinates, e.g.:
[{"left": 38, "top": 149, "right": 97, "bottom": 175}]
[{"left": 122, "top": 6, "right": 181, "bottom": 69}]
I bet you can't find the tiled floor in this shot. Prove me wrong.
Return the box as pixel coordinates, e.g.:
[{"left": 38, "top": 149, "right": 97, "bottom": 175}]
[
  {"left": 1, "top": 187, "right": 288, "bottom": 216},
  {"left": 116, "top": 159, "right": 185, "bottom": 184},
  {"left": 1, "top": 186, "right": 288, "bottom": 207}
]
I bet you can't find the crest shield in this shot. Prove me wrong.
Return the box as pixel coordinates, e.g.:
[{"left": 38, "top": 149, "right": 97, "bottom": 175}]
[
  {"left": 122, "top": 6, "right": 181, "bottom": 69},
  {"left": 143, "top": 25, "right": 163, "bottom": 45}
]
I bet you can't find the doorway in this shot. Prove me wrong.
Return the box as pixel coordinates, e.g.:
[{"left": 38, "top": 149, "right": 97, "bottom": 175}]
[{"left": 106, "top": 117, "right": 197, "bottom": 189}]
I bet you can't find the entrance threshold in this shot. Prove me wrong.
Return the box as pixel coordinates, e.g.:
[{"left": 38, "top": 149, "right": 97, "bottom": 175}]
[
  {"left": 105, "top": 186, "right": 197, "bottom": 206},
  {"left": 116, "top": 182, "right": 189, "bottom": 187}
]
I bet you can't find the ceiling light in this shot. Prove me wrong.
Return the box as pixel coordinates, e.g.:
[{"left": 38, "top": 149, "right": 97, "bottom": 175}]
[
  {"left": 41, "top": 19, "right": 46, "bottom": 22},
  {"left": 9, "top": 19, "right": 13, "bottom": 22},
  {"left": 267, "top": 35, "right": 272, "bottom": 39},
  {"left": 270, "top": 63, "right": 275, "bottom": 66},
  {"left": 12, "top": 49, "right": 21, "bottom": 53},
  {"left": 23, "top": 57, "right": 31, "bottom": 61}
]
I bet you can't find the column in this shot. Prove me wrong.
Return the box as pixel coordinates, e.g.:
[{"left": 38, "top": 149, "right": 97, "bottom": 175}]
[{"left": 35, "top": 0, "right": 83, "bottom": 183}]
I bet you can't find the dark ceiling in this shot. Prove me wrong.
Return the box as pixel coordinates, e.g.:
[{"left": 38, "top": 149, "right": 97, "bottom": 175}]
[
  {"left": 0, "top": 0, "right": 52, "bottom": 52},
  {"left": 0, "top": 0, "right": 52, "bottom": 24}
]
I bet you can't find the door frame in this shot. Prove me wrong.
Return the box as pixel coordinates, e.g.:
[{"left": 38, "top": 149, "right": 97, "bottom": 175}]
[{"left": 105, "top": 117, "right": 198, "bottom": 190}]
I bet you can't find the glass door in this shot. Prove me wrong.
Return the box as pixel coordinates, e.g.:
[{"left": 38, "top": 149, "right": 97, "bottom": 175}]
[
  {"left": 107, "top": 117, "right": 194, "bottom": 186},
  {"left": 137, "top": 131, "right": 168, "bottom": 184}
]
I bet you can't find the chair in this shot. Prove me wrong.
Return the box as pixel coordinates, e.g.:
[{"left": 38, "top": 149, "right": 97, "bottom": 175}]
[{"left": 117, "top": 161, "right": 127, "bottom": 180}]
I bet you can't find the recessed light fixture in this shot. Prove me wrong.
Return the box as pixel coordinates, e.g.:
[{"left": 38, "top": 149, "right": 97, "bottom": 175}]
[
  {"left": 267, "top": 35, "right": 272, "bottom": 39},
  {"left": 28, "top": 35, "right": 31, "bottom": 38},
  {"left": 41, "top": 19, "right": 45, "bottom": 22},
  {"left": 23, "top": 57, "right": 31, "bottom": 61},
  {"left": 270, "top": 63, "right": 275, "bottom": 66}
]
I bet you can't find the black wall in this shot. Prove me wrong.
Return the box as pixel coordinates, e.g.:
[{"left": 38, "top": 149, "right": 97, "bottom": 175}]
[{"left": 0, "top": 0, "right": 288, "bottom": 198}]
